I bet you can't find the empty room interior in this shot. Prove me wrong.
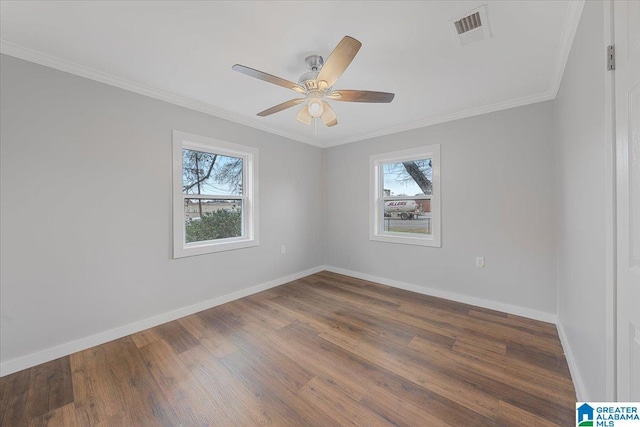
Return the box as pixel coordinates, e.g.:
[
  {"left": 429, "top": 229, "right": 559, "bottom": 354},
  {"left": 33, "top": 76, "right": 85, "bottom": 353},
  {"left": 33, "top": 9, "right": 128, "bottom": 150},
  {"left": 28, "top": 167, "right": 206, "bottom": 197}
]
[{"left": 1, "top": 1, "right": 639, "bottom": 426}]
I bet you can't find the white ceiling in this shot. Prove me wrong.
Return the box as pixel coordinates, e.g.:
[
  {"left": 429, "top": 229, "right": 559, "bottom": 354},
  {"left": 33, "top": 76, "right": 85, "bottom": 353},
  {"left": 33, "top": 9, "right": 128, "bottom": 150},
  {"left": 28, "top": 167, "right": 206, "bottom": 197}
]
[{"left": 0, "top": 1, "right": 583, "bottom": 147}]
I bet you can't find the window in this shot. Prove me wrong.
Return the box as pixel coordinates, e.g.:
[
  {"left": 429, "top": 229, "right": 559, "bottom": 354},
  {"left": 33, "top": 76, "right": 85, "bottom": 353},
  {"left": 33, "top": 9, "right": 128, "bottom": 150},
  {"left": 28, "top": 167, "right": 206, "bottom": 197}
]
[
  {"left": 172, "top": 130, "right": 258, "bottom": 258},
  {"left": 370, "top": 145, "right": 440, "bottom": 247}
]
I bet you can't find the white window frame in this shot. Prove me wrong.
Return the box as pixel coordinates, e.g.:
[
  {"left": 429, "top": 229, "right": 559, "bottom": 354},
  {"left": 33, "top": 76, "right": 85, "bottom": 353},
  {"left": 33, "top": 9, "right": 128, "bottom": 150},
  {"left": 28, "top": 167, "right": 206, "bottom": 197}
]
[
  {"left": 172, "top": 130, "right": 258, "bottom": 258},
  {"left": 369, "top": 145, "right": 441, "bottom": 247}
]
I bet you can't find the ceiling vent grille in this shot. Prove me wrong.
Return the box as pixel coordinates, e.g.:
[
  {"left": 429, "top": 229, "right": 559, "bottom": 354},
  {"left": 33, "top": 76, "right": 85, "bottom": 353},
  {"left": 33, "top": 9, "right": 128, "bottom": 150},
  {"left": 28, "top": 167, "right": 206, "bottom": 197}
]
[
  {"left": 450, "top": 5, "right": 491, "bottom": 47},
  {"left": 454, "top": 12, "right": 482, "bottom": 35}
]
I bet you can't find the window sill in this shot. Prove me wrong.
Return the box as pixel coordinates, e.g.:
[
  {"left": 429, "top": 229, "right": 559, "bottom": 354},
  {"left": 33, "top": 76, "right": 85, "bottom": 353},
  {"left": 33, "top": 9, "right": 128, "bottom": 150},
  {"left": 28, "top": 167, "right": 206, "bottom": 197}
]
[
  {"left": 173, "top": 237, "right": 259, "bottom": 258},
  {"left": 370, "top": 233, "right": 441, "bottom": 248}
]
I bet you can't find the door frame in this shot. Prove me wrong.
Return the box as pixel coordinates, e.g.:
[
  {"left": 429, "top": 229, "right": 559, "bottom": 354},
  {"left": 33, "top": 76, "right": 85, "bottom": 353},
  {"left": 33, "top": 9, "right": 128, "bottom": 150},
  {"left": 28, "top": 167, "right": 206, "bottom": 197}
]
[{"left": 603, "top": 0, "right": 617, "bottom": 402}]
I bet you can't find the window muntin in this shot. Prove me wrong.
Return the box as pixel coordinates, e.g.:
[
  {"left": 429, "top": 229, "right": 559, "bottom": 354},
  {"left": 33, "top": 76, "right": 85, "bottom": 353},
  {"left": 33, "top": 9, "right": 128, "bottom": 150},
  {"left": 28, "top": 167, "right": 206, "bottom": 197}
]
[
  {"left": 173, "top": 131, "right": 258, "bottom": 258},
  {"left": 370, "top": 146, "right": 440, "bottom": 247}
]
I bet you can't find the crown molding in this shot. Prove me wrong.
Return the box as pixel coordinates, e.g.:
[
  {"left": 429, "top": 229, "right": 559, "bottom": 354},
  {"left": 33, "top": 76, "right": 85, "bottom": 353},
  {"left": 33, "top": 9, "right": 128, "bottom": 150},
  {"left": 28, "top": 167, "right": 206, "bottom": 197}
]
[
  {"left": 549, "top": 0, "right": 586, "bottom": 98},
  {"left": 0, "top": 40, "right": 321, "bottom": 148},
  {"left": 323, "top": 0, "right": 584, "bottom": 148},
  {"left": 322, "top": 90, "right": 555, "bottom": 147},
  {"left": 1, "top": 0, "right": 583, "bottom": 150}
]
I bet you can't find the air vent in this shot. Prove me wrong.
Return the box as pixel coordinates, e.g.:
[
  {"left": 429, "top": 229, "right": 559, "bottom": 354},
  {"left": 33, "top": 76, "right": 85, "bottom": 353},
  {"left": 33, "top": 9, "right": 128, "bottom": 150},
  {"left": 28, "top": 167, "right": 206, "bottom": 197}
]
[
  {"left": 450, "top": 5, "right": 491, "bottom": 47},
  {"left": 454, "top": 12, "right": 482, "bottom": 35}
]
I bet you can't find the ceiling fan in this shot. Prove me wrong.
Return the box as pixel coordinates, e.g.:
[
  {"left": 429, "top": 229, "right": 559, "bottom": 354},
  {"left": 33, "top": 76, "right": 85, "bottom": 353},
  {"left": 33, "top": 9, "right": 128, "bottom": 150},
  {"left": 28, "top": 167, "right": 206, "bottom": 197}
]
[{"left": 232, "top": 36, "right": 395, "bottom": 128}]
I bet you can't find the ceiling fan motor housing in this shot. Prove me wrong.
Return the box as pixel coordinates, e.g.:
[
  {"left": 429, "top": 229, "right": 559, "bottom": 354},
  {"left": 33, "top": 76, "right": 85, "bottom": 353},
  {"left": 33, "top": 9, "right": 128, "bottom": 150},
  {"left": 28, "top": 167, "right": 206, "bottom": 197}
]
[
  {"left": 298, "top": 71, "right": 319, "bottom": 90},
  {"left": 232, "top": 36, "right": 393, "bottom": 128},
  {"left": 299, "top": 55, "right": 327, "bottom": 91}
]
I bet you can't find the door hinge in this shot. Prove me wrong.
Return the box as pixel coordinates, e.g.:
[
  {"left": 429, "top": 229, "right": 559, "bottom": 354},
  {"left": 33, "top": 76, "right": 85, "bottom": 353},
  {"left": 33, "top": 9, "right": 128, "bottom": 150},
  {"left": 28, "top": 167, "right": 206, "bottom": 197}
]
[{"left": 607, "top": 45, "right": 615, "bottom": 70}]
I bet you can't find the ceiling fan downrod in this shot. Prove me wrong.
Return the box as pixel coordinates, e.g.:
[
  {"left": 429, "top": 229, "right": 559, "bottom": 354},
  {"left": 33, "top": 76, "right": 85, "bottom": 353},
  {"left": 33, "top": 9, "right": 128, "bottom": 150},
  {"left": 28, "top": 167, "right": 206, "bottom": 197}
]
[{"left": 232, "top": 35, "right": 394, "bottom": 129}]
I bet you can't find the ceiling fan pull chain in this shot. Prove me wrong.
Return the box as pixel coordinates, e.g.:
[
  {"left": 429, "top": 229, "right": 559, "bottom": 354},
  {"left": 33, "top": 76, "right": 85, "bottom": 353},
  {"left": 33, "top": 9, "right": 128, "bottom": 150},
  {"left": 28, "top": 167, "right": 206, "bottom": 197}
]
[{"left": 232, "top": 36, "right": 394, "bottom": 130}]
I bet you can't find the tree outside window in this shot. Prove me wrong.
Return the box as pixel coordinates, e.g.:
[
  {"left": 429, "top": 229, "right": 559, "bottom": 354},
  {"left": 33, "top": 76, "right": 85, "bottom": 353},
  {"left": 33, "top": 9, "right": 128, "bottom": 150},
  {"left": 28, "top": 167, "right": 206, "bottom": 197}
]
[
  {"left": 370, "top": 145, "right": 441, "bottom": 247},
  {"left": 173, "top": 131, "right": 258, "bottom": 258}
]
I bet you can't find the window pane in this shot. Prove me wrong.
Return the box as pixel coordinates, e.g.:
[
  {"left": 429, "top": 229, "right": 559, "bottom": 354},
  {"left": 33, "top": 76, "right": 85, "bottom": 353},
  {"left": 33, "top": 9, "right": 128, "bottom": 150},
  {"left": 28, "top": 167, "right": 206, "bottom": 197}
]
[
  {"left": 184, "top": 199, "right": 242, "bottom": 243},
  {"left": 382, "top": 159, "right": 432, "bottom": 197},
  {"left": 182, "top": 149, "right": 243, "bottom": 196},
  {"left": 382, "top": 199, "right": 431, "bottom": 235}
]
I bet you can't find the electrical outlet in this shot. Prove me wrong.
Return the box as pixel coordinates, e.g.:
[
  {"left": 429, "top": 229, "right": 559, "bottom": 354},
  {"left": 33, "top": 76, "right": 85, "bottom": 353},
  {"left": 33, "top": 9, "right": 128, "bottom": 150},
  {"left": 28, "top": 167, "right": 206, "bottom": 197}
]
[
  {"left": 476, "top": 256, "right": 485, "bottom": 268},
  {"left": 281, "top": 245, "right": 286, "bottom": 255}
]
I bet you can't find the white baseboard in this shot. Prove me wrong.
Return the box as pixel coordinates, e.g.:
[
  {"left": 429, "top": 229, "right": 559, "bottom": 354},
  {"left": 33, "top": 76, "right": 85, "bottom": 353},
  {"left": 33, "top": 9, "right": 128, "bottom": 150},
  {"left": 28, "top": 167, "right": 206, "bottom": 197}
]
[
  {"left": 1, "top": 265, "right": 564, "bottom": 378},
  {"left": 0, "top": 265, "right": 324, "bottom": 377},
  {"left": 323, "top": 265, "right": 558, "bottom": 324},
  {"left": 556, "top": 320, "right": 588, "bottom": 401}
]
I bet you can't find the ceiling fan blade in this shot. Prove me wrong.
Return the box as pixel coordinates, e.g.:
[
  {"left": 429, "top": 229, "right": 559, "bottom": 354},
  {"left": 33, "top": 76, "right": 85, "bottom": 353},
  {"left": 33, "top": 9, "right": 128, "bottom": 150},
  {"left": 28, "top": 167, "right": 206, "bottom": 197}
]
[
  {"left": 327, "top": 90, "right": 395, "bottom": 103},
  {"left": 325, "top": 117, "right": 338, "bottom": 127},
  {"left": 316, "top": 36, "right": 362, "bottom": 89},
  {"left": 232, "top": 64, "right": 306, "bottom": 94},
  {"left": 257, "top": 98, "right": 306, "bottom": 117},
  {"left": 321, "top": 101, "right": 338, "bottom": 127},
  {"left": 324, "top": 117, "right": 338, "bottom": 127},
  {"left": 296, "top": 105, "right": 312, "bottom": 125}
]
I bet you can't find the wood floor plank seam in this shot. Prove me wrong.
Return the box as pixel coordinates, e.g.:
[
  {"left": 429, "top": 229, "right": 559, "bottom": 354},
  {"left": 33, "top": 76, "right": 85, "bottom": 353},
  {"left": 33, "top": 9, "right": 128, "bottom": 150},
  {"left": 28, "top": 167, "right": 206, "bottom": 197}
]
[{"left": 0, "top": 271, "right": 576, "bottom": 426}]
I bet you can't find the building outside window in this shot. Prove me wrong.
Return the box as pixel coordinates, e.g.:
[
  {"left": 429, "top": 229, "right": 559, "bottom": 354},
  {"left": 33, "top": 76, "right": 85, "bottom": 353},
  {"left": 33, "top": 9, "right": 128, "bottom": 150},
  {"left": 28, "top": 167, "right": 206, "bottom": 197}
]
[{"left": 370, "top": 145, "right": 440, "bottom": 247}]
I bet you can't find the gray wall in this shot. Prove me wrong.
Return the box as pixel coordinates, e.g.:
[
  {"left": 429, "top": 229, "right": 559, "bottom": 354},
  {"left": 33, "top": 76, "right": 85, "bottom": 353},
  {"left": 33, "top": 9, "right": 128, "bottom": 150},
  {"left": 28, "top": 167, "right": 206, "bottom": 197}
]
[
  {"left": 554, "top": 0, "right": 608, "bottom": 401},
  {"left": 0, "top": 55, "right": 324, "bottom": 364},
  {"left": 324, "top": 102, "right": 558, "bottom": 315},
  {"left": 1, "top": 4, "right": 612, "bottom": 394}
]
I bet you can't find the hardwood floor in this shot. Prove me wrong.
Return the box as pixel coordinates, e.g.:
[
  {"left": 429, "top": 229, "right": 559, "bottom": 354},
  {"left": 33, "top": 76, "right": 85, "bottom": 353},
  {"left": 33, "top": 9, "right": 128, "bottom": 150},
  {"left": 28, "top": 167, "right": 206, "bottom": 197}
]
[{"left": 0, "top": 271, "right": 576, "bottom": 426}]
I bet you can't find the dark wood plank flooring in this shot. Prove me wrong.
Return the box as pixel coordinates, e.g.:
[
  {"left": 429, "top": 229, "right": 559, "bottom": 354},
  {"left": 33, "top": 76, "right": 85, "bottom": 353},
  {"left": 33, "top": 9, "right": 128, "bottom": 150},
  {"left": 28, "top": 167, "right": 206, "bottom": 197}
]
[{"left": 0, "top": 271, "right": 576, "bottom": 426}]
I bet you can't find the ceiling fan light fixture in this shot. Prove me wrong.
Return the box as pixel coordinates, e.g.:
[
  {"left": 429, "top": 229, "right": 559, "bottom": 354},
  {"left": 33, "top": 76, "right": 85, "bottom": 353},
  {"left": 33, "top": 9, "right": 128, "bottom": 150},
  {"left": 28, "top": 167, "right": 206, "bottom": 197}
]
[
  {"left": 307, "top": 98, "right": 324, "bottom": 118},
  {"left": 232, "top": 35, "right": 395, "bottom": 129}
]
